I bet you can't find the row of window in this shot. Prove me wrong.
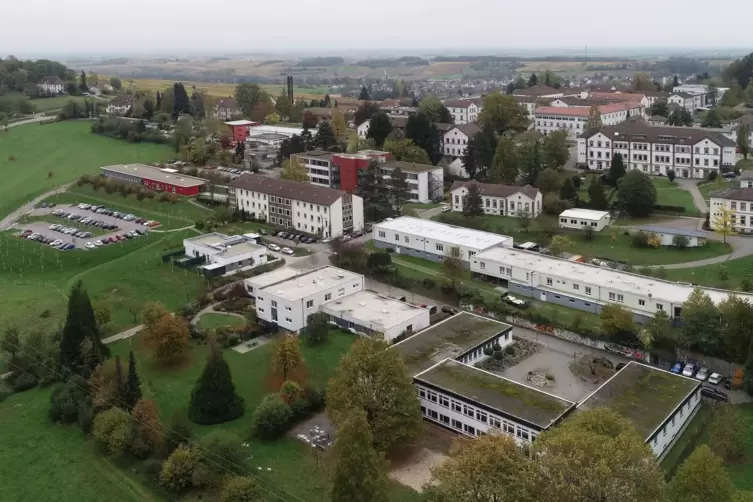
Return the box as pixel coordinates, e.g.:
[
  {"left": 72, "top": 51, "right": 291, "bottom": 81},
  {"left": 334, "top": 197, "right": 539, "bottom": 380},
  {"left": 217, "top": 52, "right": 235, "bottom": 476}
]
[
  {"left": 541, "top": 276, "right": 665, "bottom": 311},
  {"left": 560, "top": 218, "right": 599, "bottom": 227},
  {"left": 730, "top": 202, "right": 752, "bottom": 211},
  {"left": 588, "top": 141, "right": 720, "bottom": 156}
]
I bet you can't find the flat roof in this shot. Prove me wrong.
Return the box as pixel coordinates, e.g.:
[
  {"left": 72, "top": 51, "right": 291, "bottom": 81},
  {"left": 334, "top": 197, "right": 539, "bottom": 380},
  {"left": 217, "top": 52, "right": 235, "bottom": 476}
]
[
  {"left": 245, "top": 266, "right": 302, "bottom": 288},
  {"left": 472, "top": 246, "right": 753, "bottom": 306},
  {"left": 383, "top": 160, "right": 440, "bottom": 174},
  {"left": 393, "top": 312, "right": 511, "bottom": 376},
  {"left": 578, "top": 362, "right": 699, "bottom": 440},
  {"left": 185, "top": 232, "right": 230, "bottom": 247},
  {"left": 215, "top": 241, "right": 265, "bottom": 259},
  {"left": 101, "top": 164, "right": 207, "bottom": 188},
  {"left": 637, "top": 226, "right": 710, "bottom": 239},
  {"left": 417, "top": 360, "right": 574, "bottom": 429},
  {"left": 225, "top": 120, "right": 255, "bottom": 126},
  {"left": 258, "top": 266, "right": 362, "bottom": 301},
  {"left": 320, "top": 291, "right": 428, "bottom": 331},
  {"left": 560, "top": 208, "right": 610, "bottom": 220},
  {"left": 374, "top": 217, "right": 512, "bottom": 252}
]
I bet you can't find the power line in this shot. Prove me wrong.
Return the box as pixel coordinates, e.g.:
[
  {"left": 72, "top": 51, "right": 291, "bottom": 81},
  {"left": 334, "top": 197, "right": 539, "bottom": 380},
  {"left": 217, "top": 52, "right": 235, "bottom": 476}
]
[{"left": 6, "top": 341, "right": 309, "bottom": 502}]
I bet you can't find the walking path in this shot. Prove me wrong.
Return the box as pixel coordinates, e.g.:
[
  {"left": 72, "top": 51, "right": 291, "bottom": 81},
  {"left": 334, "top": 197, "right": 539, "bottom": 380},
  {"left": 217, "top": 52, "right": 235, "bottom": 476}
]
[
  {"left": 4, "top": 114, "right": 48, "bottom": 130},
  {"left": 102, "top": 325, "right": 144, "bottom": 344},
  {"left": 0, "top": 182, "right": 74, "bottom": 230},
  {"left": 190, "top": 303, "right": 247, "bottom": 325},
  {"left": 675, "top": 179, "right": 709, "bottom": 214}
]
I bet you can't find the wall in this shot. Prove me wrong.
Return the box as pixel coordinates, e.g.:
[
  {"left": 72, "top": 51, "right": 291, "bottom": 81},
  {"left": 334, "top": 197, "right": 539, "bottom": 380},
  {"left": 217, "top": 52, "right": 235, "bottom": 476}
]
[
  {"left": 372, "top": 238, "right": 448, "bottom": 265},
  {"left": 325, "top": 308, "right": 430, "bottom": 341},
  {"left": 650, "top": 389, "right": 701, "bottom": 459}
]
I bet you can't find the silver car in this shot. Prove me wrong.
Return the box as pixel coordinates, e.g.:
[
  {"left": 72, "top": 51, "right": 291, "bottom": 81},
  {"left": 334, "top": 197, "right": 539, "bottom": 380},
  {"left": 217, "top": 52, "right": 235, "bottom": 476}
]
[
  {"left": 695, "top": 367, "right": 709, "bottom": 381},
  {"left": 682, "top": 364, "right": 696, "bottom": 378}
]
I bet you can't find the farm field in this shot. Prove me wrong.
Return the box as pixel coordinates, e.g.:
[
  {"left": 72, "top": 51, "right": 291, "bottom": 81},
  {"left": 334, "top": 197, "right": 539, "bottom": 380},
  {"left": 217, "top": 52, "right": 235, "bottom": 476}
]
[
  {"left": 126, "top": 78, "right": 331, "bottom": 100},
  {"left": 0, "top": 121, "right": 172, "bottom": 220}
]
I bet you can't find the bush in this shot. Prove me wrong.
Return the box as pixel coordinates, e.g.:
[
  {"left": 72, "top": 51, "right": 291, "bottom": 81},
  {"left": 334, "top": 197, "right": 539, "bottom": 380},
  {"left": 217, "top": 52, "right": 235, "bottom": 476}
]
[
  {"left": 160, "top": 445, "right": 202, "bottom": 492},
  {"left": 164, "top": 412, "right": 193, "bottom": 456},
  {"left": 493, "top": 351, "right": 504, "bottom": 360},
  {"left": 505, "top": 345, "right": 516, "bottom": 355},
  {"left": 11, "top": 372, "right": 38, "bottom": 392},
  {"left": 92, "top": 407, "right": 132, "bottom": 456},
  {"left": 198, "top": 430, "right": 246, "bottom": 475},
  {"left": 583, "top": 227, "right": 594, "bottom": 242},
  {"left": 708, "top": 171, "right": 718, "bottom": 182},
  {"left": 422, "top": 277, "right": 437, "bottom": 289},
  {"left": 221, "top": 476, "right": 261, "bottom": 502},
  {"left": 672, "top": 234, "right": 689, "bottom": 249},
  {"left": 632, "top": 231, "right": 649, "bottom": 249},
  {"left": 250, "top": 394, "right": 293, "bottom": 440},
  {"left": 483, "top": 347, "right": 493, "bottom": 356},
  {"left": 48, "top": 376, "right": 89, "bottom": 424}
]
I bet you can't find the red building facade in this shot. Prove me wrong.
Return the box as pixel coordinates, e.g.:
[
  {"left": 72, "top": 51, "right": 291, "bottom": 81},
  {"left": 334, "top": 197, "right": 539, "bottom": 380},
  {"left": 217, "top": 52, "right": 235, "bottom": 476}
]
[
  {"left": 331, "top": 151, "right": 391, "bottom": 191},
  {"left": 141, "top": 178, "right": 203, "bottom": 196},
  {"left": 225, "top": 120, "right": 261, "bottom": 143}
]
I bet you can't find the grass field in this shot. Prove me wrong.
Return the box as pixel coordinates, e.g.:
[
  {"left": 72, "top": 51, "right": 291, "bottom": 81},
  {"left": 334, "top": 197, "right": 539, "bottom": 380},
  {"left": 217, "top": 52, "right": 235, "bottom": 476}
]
[
  {"left": 0, "top": 121, "right": 172, "bottom": 220},
  {"left": 0, "top": 388, "right": 163, "bottom": 502},
  {"left": 653, "top": 178, "right": 700, "bottom": 216},
  {"left": 698, "top": 179, "right": 736, "bottom": 201},
  {"left": 663, "top": 254, "right": 753, "bottom": 291},
  {"left": 127, "top": 78, "right": 331, "bottom": 100},
  {"left": 196, "top": 312, "right": 245, "bottom": 330}
]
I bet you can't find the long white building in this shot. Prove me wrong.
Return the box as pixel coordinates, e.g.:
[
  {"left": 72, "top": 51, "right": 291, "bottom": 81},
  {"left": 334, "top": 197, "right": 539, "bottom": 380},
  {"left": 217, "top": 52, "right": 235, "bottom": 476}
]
[
  {"left": 449, "top": 181, "right": 542, "bottom": 218},
  {"left": 576, "top": 119, "right": 736, "bottom": 178},
  {"left": 535, "top": 101, "right": 643, "bottom": 140},
  {"left": 230, "top": 174, "right": 363, "bottom": 238},
  {"left": 373, "top": 217, "right": 513, "bottom": 266}
]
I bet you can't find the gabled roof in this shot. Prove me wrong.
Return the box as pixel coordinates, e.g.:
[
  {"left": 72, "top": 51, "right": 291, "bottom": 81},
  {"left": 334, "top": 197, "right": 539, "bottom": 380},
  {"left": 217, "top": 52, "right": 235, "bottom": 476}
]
[
  {"left": 512, "top": 85, "right": 562, "bottom": 97},
  {"left": 39, "top": 76, "right": 65, "bottom": 85},
  {"left": 450, "top": 180, "right": 540, "bottom": 199},
  {"left": 446, "top": 123, "right": 481, "bottom": 137},
  {"left": 216, "top": 97, "right": 239, "bottom": 109},
  {"left": 710, "top": 187, "right": 753, "bottom": 202},
  {"left": 443, "top": 99, "right": 476, "bottom": 108},
  {"left": 582, "top": 118, "right": 736, "bottom": 147},
  {"left": 108, "top": 95, "right": 135, "bottom": 106},
  {"left": 230, "top": 174, "right": 347, "bottom": 206}
]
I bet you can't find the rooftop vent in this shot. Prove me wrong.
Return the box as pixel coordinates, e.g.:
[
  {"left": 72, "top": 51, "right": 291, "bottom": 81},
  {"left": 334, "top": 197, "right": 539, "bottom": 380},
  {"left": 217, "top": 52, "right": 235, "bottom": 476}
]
[
  {"left": 359, "top": 302, "right": 367, "bottom": 307},
  {"left": 297, "top": 283, "right": 304, "bottom": 287}
]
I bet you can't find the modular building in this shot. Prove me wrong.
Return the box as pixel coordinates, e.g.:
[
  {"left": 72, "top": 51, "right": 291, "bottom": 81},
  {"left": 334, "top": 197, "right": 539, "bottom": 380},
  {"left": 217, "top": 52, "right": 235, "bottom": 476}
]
[
  {"left": 101, "top": 163, "right": 207, "bottom": 196},
  {"left": 373, "top": 217, "right": 513, "bottom": 266},
  {"left": 183, "top": 233, "right": 267, "bottom": 277},
  {"left": 636, "top": 226, "right": 708, "bottom": 247},
  {"left": 558, "top": 208, "right": 611, "bottom": 231}
]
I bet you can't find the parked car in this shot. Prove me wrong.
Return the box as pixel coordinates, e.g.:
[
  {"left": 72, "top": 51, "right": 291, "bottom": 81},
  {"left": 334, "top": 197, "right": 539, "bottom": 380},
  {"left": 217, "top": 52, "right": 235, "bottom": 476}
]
[
  {"left": 281, "top": 247, "right": 294, "bottom": 255},
  {"left": 708, "top": 373, "right": 724, "bottom": 385},
  {"left": 268, "top": 243, "right": 281, "bottom": 252},
  {"left": 441, "top": 306, "right": 458, "bottom": 315},
  {"left": 441, "top": 204, "right": 451, "bottom": 212},
  {"left": 503, "top": 294, "right": 528, "bottom": 308},
  {"left": 701, "top": 387, "right": 729, "bottom": 402},
  {"left": 695, "top": 367, "right": 710, "bottom": 381},
  {"left": 321, "top": 237, "right": 333, "bottom": 244},
  {"left": 682, "top": 363, "right": 696, "bottom": 378},
  {"left": 85, "top": 242, "right": 95, "bottom": 249}
]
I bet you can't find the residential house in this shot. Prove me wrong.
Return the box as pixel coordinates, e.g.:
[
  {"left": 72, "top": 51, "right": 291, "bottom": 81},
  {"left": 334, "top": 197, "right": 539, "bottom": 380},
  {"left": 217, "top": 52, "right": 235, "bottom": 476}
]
[
  {"left": 212, "top": 97, "right": 242, "bottom": 120},
  {"left": 106, "top": 96, "right": 135, "bottom": 115},
  {"left": 442, "top": 99, "right": 482, "bottom": 125},
  {"left": 37, "top": 76, "right": 65, "bottom": 95},
  {"left": 450, "top": 181, "right": 542, "bottom": 217}
]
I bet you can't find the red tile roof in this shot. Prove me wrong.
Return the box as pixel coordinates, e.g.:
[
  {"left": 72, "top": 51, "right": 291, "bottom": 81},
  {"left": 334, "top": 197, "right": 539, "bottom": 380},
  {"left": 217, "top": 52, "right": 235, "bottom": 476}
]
[{"left": 534, "top": 101, "right": 641, "bottom": 117}]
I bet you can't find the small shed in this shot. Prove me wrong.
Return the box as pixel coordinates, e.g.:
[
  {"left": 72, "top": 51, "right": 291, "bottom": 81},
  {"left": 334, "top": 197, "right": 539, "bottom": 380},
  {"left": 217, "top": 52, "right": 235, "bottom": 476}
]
[
  {"left": 559, "top": 208, "right": 611, "bottom": 231},
  {"left": 636, "top": 226, "right": 708, "bottom": 247}
]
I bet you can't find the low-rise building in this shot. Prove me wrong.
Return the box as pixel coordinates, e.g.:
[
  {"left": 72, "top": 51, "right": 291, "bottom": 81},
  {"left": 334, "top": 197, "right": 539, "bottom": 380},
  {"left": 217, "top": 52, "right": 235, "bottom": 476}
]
[
  {"left": 442, "top": 99, "right": 482, "bottom": 125},
  {"left": 320, "top": 290, "right": 431, "bottom": 341},
  {"left": 212, "top": 97, "right": 242, "bottom": 120},
  {"left": 709, "top": 185, "right": 753, "bottom": 233},
  {"left": 558, "top": 208, "right": 611, "bottom": 231},
  {"left": 226, "top": 120, "right": 260, "bottom": 143},
  {"left": 184, "top": 233, "right": 268, "bottom": 277},
  {"left": 373, "top": 216, "right": 513, "bottom": 266},
  {"left": 534, "top": 102, "right": 643, "bottom": 140},
  {"left": 635, "top": 226, "right": 708, "bottom": 247},
  {"left": 230, "top": 174, "right": 363, "bottom": 237},
  {"left": 106, "top": 96, "right": 135, "bottom": 115},
  {"left": 512, "top": 85, "right": 564, "bottom": 100},
  {"left": 37, "top": 76, "right": 66, "bottom": 95},
  {"left": 741, "top": 171, "right": 753, "bottom": 188},
  {"left": 450, "top": 181, "right": 542, "bottom": 217},
  {"left": 100, "top": 164, "right": 207, "bottom": 195},
  {"left": 576, "top": 119, "right": 736, "bottom": 178},
  {"left": 393, "top": 312, "right": 575, "bottom": 443},
  {"left": 442, "top": 123, "right": 481, "bottom": 158},
  {"left": 248, "top": 266, "right": 365, "bottom": 333},
  {"left": 578, "top": 361, "right": 701, "bottom": 460}
]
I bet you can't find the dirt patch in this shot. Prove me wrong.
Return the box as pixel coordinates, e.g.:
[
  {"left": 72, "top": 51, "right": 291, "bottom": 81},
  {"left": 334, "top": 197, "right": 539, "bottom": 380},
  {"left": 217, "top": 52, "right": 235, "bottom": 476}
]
[
  {"left": 569, "top": 355, "right": 617, "bottom": 384},
  {"left": 288, "top": 411, "right": 335, "bottom": 450},
  {"left": 477, "top": 336, "right": 541, "bottom": 372},
  {"left": 389, "top": 447, "right": 447, "bottom": 492}
]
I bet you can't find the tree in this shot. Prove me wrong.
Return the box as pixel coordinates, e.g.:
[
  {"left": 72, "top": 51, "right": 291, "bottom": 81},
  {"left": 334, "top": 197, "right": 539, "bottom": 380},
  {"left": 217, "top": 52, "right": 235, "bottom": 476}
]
[
  {"left": 632, "top": 72, "right": 653, "bottom": 91},
  {"left": 649, "top": 100, "right": 669, "bottom": 118},
  {"left": 542, "top": 130, "right": 569, "bottom": 168},
  {"left": 250, "top": 393, "right": 292, "bottom": 439},
  {"left": 617, "top": 170, "right": 657, "bottom": 217},
  {"left": 528, "top": 73, "right": 539, "bottom": 87},
  {"left": 331, "top": 409, "right": 389, "bottom": 502},
  {"left": 123, "top": 350, "right": 142, "bottom": 410},
  {"left": 549, "top": 235, "right": 573, "bottom": 257},
  {"left": 108, "top": 76, "right": 121, "bottom": 90},
  {"left": 93, "top": 301, "right": 112, "bottom": 330},
  {"left": 327, "top": 337, "right": 422, "bottom": 454},
  {"left": 584, "top": 105, "right": 603, "bottom": 134},
  {"left": 532, "top": 408, "right": 665, "bottom": 502},
  {"left": 383, "top": 138, "right": 431, "bottom": 164},
  {"left": 234, "top": 83, "right": 268, "bottom": 117},
  {"left": 517, "top": 132, "right": 543, "bottom": 185},
  {"left": 354, "top": 101, "right": 380, "bottom": 126},
  {"left": 190, "top": 89, "right": 206, "bottom": 119},
  {"left": 405, "top": 112, "right": 441, "bottom": 163},
  {"left": 559, "top": 177, "right": 577, "bottom": 202},
  {"left": 304, "top": 312, "right": 329, "bottom": 346},
  {"left": 314, "top": 120, "right": 337, "bottom": 150},
  {"left": 708, "top": 404, "right": 746, "bottom": 463},
  {"left": 48, "top": 376, "right": 90, "bottom": 425},
  {"left": 424, "top": 434, "right": 532, "bottom": 502},
  {"left": 188, "top": 342, "right": 244, "bottom": 425},
  {"left": 388, "top": 166, "right": 411, "bottom": 215},
  {"left": 745, "top": 337, "right": 753, "bottom": 395},
  {"left": 587, "top": 177, "right": 609, "bottom": 210},
  {"left": 79, "top": 71, "right": 88, "bottom": 93},
  {"left": 270, "top": 334, "right": 305, "bottom": 382},
  {"left": 609, "top": 152, "right": 626, "bottom": 184},
  {"left": 144, "top": 314, "right": 190, "bottom": 364},
  {"left": 738, "top": 124, "right": 750, "bottom": 159},
  {"left": 1, "top": 325, "right": 20, "bottom": 366},
  {"left": 172, "top": 115, "right": 193, "bottom": 152},
  {"left": 535, "top": 168, "right": 562, "bottom": 194},
  {"left": 199, "top": 430, "right": 247, "bottom": 475},
  {"left": 462, "top": 136, "right": 478, "bottom": 180},
  {"left": 478, "top": 91, "right": 528, "bottom": 135},
  {"left": 668, "top": 445, "right": 735, "bottom": 502},
  {"left": 160, "top": 445, "right": 202, "bottom": 492},
  {"left": 718, "top": 295, "right": 753, "bottom": 361},
  {"left": 280, "top": 157, "right": 309, "bottom": 182},
  {"left": 92, "top": 407, "right": 132, "bottom": 456},
  {"left": 301, "top": 110, "right": 318, "bottom": 129},
  {"left": 357, "top": 160, "right": 393, "bottom": 221},
  {"left": 220, "top": 476, "right": 262, "bottom": 502},
  {"left": 60, "top": 281, "right": 104, "bottom": 377},
  {"left": 441, "top": 246, "right": 467, "bottom": 291},
  {"left": 667, "top": 169, "right": 676, "bottom": 182},
  {"left": 462, "top": 183, "right": 484, "bottom": 218},
  {"left": 366, "top": 112, "right": 392, "bottom": 148},
  {"left": 131, "top": 398, "right": 163, "bottom": 455},
  {"left": 668, "top": 108, "right": 693, "bottom": 127},
  {"left": 712, "top": 206, "right": 737, "bottom": 243},
  {"left": 359, "top": 86, "right": 370, "bottom": 100},
  {"left": 682, "top": 287, "right": 723, "bottom": 355},
  {"left": 641, "top": 309, "right": 672, "bottom": 349},
  {"left": 702, "top": 108, "right": 723, "bottom": 128},
  {"left": 487, "top": 136, "right": 519, "bottom": 184},
  {"left": 331, "top": 107, "right": 348, "bottom": 138},
  {"left": 418, "top": 96, "right": 452, "bottom": 123},
  {"left": 600, "top": 303, "right": 636, "bottom": 338},
  {"left": 0, "top": 112, "right": 8, "bottom": 132},
  {"left": 171, "top": 83, "right": 190, "bottom": 119}
]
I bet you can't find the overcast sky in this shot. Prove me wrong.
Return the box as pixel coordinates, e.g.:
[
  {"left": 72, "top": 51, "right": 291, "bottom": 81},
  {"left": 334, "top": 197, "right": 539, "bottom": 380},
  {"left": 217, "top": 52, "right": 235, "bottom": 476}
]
[{"left": 2, "top": 0, "right": 751, "bottom": 56}]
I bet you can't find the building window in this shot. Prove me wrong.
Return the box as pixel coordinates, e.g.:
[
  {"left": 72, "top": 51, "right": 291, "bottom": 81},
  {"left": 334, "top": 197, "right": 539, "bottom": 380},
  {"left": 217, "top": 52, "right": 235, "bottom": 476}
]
[
  {"left": 325, "top": 293, "right": 331, "bottom": 301},
  {"left": 573, "top": 284, "right": 579, "bottom": 291},
  {"left": 271, "top": 300, "right": 277, "bottom": 308},
  {"left": 609, "top": 292, "right": 615, "bottom": 301},
  {"left": 436, "top": 243, "right": 444, "bottom": 252},
  {"left": 639, "top": 299, "right": 645, "bottom": 306},
  {"left": 480, "top": 262, "right": 486, "bottom": 270},
  {"left": 657, "top": 303, "right": 664, "bottom": 310},
  {"left": 338, "top": 288, "right": 345, "bottom": 297},
  {"left": 547, "top": 278, "right": 552, "bottom": 286},
  {"left": 617, "top": 294, "right": 624, "bottom": 303},
  {"left": 378, "top": 231, "right": 385, "bottom": 238},
  {"left": 306, "top": 300, "right": 314, "bottom": 309}
]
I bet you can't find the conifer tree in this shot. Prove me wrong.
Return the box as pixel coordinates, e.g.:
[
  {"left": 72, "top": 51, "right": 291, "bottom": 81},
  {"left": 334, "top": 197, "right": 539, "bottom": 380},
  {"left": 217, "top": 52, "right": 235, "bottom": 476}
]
[
  {"left": 188, "top": 343, "right": 244, "bottom": 424},
  {"left": 114, "top": 355, "right": 125, "bottom": 403},
  {"left": 59, "top": 281, "right": 104, "bottom": 377},
  {"left": 124, "top": 350, "right": 142, "bottom": 410}
]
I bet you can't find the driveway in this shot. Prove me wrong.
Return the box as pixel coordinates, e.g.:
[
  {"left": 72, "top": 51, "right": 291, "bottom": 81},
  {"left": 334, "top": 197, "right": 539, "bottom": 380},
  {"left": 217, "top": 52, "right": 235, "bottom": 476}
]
[{"left": 674, "top": 179, "right": 708, "bottom": 213}]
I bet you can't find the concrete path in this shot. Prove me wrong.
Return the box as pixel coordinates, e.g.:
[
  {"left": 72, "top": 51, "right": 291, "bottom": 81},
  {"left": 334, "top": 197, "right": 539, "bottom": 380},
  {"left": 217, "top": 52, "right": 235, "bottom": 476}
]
[
  {"left": 3, "top": 114, "right": 48, "bottom": 130},
  {"left": 190, "top": 303, "right": 247, "bottom": 325},
  {"left": 675, "top": 179, "right": 709, "bottom": 214},
  {"left": 0, "top": 182, "right": 74, "bottom": 230},
  {"left": 102, "top": 324, "right": 144, "bottom": 344}
]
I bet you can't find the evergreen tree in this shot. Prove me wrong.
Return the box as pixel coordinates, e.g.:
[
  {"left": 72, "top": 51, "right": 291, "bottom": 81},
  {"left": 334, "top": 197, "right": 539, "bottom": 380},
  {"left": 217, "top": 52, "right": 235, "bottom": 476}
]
[
  {"left": 235, "top": 141, "right": 245, "bottom": 159},
  {"left": 171, "top": 83, "right": 191, "bottom": 119},
  {"left": 609, "top": 152, "right": 626, "bottom": 184},
  {"left": 323, "top": 94, "right": 331, "bottom": 107},
  {"left": 124, "top": 350, "right": 142, "bottom": 411},
  {"left": 357, "top": 160, "right": 392, "bottom": 221},
  {"left": 744, "top": 337, "right": 753, "bottom": 395},
  {"left": 587, "top": 176, "right": 609, "bottom": 210},
  {"left": 331, "top": 410, "right": 389, "bottom": 502},
  {"left": 388, "top": 166, "right": 411, "bottom": 215},
  {"left": 462, "top": 137, "right": 478, "bottom": 180},
  {"left": 405, "top": 112, "right": 440, "bottom": 162},
  {"left": 314, "top": 120, "right": 337, "bottom": 150},
  {"left": 528, "top": 73, "right": 538, "bottom": 87},
  {"left": 59, "top": 281, "right": 104, "bottom": 377},
  {"left": 487, "top": 136, "right": 519, "bottom": 184},
  {"left": 300, "top": 125, "right": 314, "bottom": 151},
  {"left": 518, "top": 135, "right": 542, "bottom": 185},
  {"left": 79, "top": 71, "right": 88, "bottom": 93},
  {"left": 462, "top": 183, "right": 484, "bottom": 218},
  {"left": 155, "top": 91, "right": 162, "bottom": 111},
  {"left": 559, "top": 177, "right": 578, "bottom": 202},
  {"left": 142, "top": 98, "right": 155, "bottom": 120},
  {"left": 188, "top": 343, "right": 245, "bottom": 425},
  {"left": 366, "top": 112, "right": 392, "bottom": 148},
  {"left": 359, "top": 86, "right": 370, "bottom": 100}
]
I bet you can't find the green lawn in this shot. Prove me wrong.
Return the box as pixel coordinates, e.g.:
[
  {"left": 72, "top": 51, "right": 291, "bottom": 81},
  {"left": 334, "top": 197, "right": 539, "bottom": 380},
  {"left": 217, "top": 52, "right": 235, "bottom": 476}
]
[
  {"left": 698, "top": 179, "right": 736, "bottom": 202},
  {"left": 737, "top": 158, "right": 753, "bottom": 171},
  {"left": 652, "top": 178, "right": 700, "bottom": 216},
  {"left": 30, "top": 95, "right": 103, "bottom": 112},
  {"left": 0, "top": 388, "right": 163, "bottom": 502},
  {"left": 197, "top": 312, "right": 246, "bottom": 330},
  {"left": 404, "top": 202, "right": 442, "bottom": 211},
  {"left": 0, "top": 121, "right": 172, "bottom": 220},
  {"left": 663, "top": 255, "right": 753, "bottom": 291}
]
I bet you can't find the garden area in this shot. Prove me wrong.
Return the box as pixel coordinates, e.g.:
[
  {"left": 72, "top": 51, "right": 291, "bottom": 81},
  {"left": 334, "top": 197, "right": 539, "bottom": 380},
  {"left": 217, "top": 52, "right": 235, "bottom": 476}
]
[
  {"left": 196, "top": 312, "right": 246, "bottom": 331},
  {"left": 651, "top": 178, "right": 700, "bottom": 216}
]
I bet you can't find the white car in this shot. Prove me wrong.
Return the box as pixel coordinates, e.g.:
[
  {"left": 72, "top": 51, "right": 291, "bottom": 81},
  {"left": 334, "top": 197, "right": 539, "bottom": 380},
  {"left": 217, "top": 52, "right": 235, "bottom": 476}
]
[
  {"left": 268, "top": 243, "right": 281, "bottom": 252},
  {"left": 50, "top": 239, "right": 62, "bottom": 246},
  {"left": 682, "top": 364, "right": 696, "bottom": 378},
  {"left": 94, "top": 240, "right": 104, "bottom": 247},
  {"left": 708, "top": 372, "right": 723, "bottom": 385},
  {"left": 441, "top": 204, "right": 451, "bottom": 212},
  {"left": 504, "top": 295, "right": 528, "bottom": 308},
  {"left": 321, "top": 237, "right": 333, "bottom": 244},
  {"left": 281, "top": 247, "right": 294, "bottom": 255},
  {"left": 695, "top": 367, "right": 709, "bottom": 381},
  {"left": 85, "top": 242, "right": 95, "bottom": 249}
]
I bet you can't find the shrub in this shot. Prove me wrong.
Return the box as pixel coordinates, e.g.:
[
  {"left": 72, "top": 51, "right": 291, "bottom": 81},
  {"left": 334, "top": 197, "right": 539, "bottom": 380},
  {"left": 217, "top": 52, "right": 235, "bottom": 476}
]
[
  {"left": 422, "top": 277, "right": 437, "bottom": 289},
  {"left": 742, "top": 279, "right": 753, "bottom": 292},
  {"left": 667, "top": 169, "right": 676, "bottom": 182},
  {"left": 632, "top": 231, "right": 649, "bottom": 248},
  {"left": 493, "top": 351, "right": 504, "bottom": 360},
  {"left": 583, "top": 227, "right": 594, "bottom": 241},
  {"left": 160, "top": 445, "right": 202, "bottom": 492},
  {"left": 11, "top": 372, "right": 38, "bottom": 392},
  {"left": 708, "top": 171, "right": 718, "bottom": 182},
  {"left": 250, "top": 394, "right": 293, "bottom": 440},
  {"left": 505, "top": 345, "right": 516, "bottom": 355},
  {"left": 48, "top": 376, "right": 89, "bottom": 424},
  {"left": 164, "top": 411, "right": 193, "bottom": 456},
  {"left": 220, "top": 476, "right": 261, "bottom": 502},
  {"left": 483, "top": 347, "right": 493, "bottom": 356},
  {"left": 92, "top": 407, "right": 132, "bottom": 456},
  {"left": 198, "top": 431, "right": 246, "bottom": 475}
]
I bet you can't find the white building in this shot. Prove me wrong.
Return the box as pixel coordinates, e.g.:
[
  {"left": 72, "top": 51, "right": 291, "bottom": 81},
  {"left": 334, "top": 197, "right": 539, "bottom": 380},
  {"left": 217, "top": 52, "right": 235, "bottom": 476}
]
[
  {"left": 184, "top": 233, "right": 268, "bottom": 277},
  {"left": 37, "top": 76, "right": 65, "bottom": 94},
  {"left": 373, "top": 216, "right": 513, "bottom": 266},
  {"left": 469, "top": 246, "right": 753, "bottom": 323},
  {"left": 441, "top": 99, "right": 482, "bottom": 125},
  {"left": 106, "top": 96, "right": 135, "bottom": 115},
  {"left": 393, "top": 312, "right": 575, "bottom": 444},
  {"left": 442, "top": 123, "right": 481, "bottom": 157},
  {"left": 534, "top": 102, "right": 643, "bottom": 140},
  {"left": 667, "top": 92, "right": 697, "bottom": 111},
  {"left": 740, "top": 171, "right": 753, "bottom": 188},
  {"left": 230, "top": 174, "right": 364, "bottom": 238},
  {"left": 709, "top": 184, "right": 753, "bottom": 234},
  {"left": 512, "top": 85, "right": 564, "bottom": 100},
  {"left": 635, "top": 226, "right": 708, "bottom": 247},
  {"left": 578, "top": 361, "right": 701, "bottom": 460},
  {"left": 248, "top": 124, "right": 315, "bottom": 141},
  {"left": 450, "top": 181, "right": 542, "bottom": 217},
  {"left": 558, "top": 208, "right": 611, "bottom": 231},
  {"left": 248, "top": 266, "right": 365, "bottom": 333},
  {"left": 673, "top": 84, "right": 727, "bottom": 109},
  {"left": 212, "top": 97, "right": 242, "bottom": 120},
  {"left": 320, "top": 290, "right": 430, "bottom": 341},
  {"left": 576, "top": 119, "right": 736, "bottom": 178},
  {"left": 380, "top": 160, "right": 444, "bottom": 203}
]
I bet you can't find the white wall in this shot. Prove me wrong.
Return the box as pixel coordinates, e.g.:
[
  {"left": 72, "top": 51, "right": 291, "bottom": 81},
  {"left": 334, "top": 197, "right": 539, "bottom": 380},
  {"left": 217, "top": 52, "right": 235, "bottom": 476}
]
[
  {"left": 710, "top": 196, "right": 753, "bottom": 233},
  {"left": 323, "top": 308, "right": 430, "bottom": 341},
  {"left": 558, "top": 214, "right": 610, "bottom": 231},
  {"left": 450, "top": 186, "right": 542, "bottom": 217},
  {"left": 211, "top": 247, "right": 267, "bottom": 268},
  {"left": 351, "top": 196, "right": 364, "bottom": 232},
  {"left": 649, "top": 389, "right": 701, "bottom": 458}
]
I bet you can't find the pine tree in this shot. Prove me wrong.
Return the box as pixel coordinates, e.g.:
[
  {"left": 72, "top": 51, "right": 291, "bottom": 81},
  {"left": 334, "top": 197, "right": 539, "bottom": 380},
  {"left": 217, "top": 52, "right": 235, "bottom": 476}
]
[
  {"left": 124, "top": 350, "right": 142, "bottom": 410},
  {"left": 114, "top": 355, "right": 125, "bottom": 403},
  {"left": 188, "top": 343, "right": 245, "bottom": 424},
  {"left": 359, "top": 86, "right": 370, "bottom": 100},
  {"left": 300, "top": 125, "right": 314, "bottom": 151},
  {"left": 59, "top": 281, "right": 104, "bottom": 377},
  {"left": 331, "top": 410, "right": 389, "bottom": 502},
  {"left": 462, "top": 182, "right": 484, "bottom": 218},
  {"left": 528, "top": 73, "right": 538, "bottom": 87},
  {"left": 79, "top": 71, "right": 88, "bottom": 93},
  {"left": 609, "top": 153, "right": 626, "bottom": 184},
  {"left": 314, "top": 120, "right": 337, "bottom": 150},
  {"left": 172, "top": 83, "right": 190, "bottom": 119},
  {"left": 155, "top": 91, "right": 162, "bottom": 111},
  {"left": 235, "top": 141, "right": 245, "bottom": 159},
  {"left": 388, "top": 166, "right": 411, "bottom": 215},
  {"left": 587, "top": 176, "right": 609, "bottom": 210},
  {"left": 559, "top": 177, "right": 578, "bottom": 202},
  {"left": 462, "top": 137, "right": 478, "bottom": 180}
]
